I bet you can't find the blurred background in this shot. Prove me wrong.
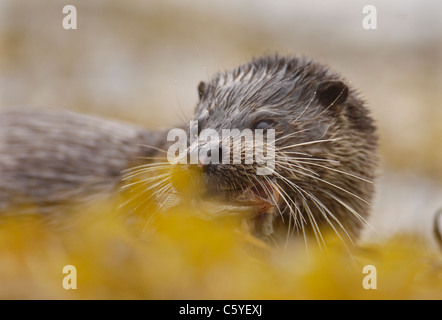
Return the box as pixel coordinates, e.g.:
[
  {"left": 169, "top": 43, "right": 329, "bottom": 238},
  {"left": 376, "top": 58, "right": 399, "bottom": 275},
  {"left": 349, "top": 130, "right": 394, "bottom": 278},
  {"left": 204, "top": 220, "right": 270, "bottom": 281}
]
[{"left": 0, "top": 0, "right": 441, "bottom": 245}]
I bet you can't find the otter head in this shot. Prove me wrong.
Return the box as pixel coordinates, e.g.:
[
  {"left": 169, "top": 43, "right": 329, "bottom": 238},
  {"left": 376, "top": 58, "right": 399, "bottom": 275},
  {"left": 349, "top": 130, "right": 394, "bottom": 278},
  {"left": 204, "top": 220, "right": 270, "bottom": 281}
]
[{"left": 182, "top": 55, "right": 378, "bottom": 243}]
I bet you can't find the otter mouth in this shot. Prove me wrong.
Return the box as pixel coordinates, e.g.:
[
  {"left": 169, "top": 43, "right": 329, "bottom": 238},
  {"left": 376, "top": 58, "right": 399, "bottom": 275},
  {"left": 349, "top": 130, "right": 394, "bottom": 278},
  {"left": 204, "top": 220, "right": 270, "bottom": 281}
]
[
  {"left": 196, "top": 175, "right": 280, "bottom": 236},
  {"left": 233, "top": 181, "right": 280, "bottom": 237},
  {"left": 213, "top": 179, "right": 281, "bottom": 237},
  {"left": 203, "top": 179, "right": 280, "bottom": 214},
  {"left": 235, "top": 181, "right": 280, "bottom": 215}
]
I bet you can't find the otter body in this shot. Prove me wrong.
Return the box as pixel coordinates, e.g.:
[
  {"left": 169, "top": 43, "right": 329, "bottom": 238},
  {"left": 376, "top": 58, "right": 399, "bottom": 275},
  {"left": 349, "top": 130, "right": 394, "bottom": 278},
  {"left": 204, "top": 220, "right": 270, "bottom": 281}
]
[
  {"left": 0, "top": 55, "right": 378, "bottom": 242},
  {"left": 0, "top": 108, "right": 166, "bottom": 213}
]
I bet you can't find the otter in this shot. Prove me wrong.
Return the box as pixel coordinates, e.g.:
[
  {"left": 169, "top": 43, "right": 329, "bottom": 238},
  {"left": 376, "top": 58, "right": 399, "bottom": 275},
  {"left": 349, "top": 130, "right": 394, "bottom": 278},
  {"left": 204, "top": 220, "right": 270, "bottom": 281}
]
[{"left": 0, "top": 55, "right": 378, "bottom": 244}]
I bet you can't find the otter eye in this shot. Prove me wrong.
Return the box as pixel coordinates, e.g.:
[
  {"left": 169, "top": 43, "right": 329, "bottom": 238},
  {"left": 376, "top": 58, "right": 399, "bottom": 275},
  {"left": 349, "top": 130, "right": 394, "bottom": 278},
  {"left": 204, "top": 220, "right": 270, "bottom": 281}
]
[{"left": 253, "top": 120, "right": 274, "bottom": 131}]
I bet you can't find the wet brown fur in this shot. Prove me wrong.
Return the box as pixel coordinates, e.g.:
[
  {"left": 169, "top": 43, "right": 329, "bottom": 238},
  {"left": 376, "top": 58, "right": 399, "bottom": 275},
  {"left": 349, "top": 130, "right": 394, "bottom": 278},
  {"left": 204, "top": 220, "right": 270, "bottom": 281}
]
[{"left": 191, "top": 55, "right": 378, "bottom": 242}]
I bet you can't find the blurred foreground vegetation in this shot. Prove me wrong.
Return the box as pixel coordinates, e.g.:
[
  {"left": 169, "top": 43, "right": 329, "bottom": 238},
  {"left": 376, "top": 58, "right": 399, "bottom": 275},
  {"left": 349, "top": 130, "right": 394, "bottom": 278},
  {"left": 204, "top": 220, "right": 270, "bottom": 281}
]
[{"left": 0, "top": 193, "right": 440, "bottom": 299}]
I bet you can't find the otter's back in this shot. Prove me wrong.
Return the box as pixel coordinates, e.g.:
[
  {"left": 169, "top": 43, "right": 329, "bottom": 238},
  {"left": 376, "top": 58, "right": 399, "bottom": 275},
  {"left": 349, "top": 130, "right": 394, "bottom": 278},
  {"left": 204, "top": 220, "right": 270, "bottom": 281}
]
[{"left": 0, "top": 108, "right": 160, "bottom": 213}]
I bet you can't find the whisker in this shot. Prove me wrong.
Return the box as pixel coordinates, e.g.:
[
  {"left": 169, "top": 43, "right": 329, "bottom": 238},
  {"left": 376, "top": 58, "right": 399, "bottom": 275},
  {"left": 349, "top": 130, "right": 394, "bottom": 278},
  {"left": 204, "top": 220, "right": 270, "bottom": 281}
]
[
  {"left": 274, "top": 160, "right": 320, "bottom": 177},
  {"left": 271, "top": 178, "right": 302, "bottom": 248},
  {"left": 133, "top": 179, "right": 173, "bottom": 213},
  {"left": 274, "top": 128, "right": 309, "bottom": 143},
  {"left": 278, "top": 138, "right": 342, "bottom": 151},
  {"left": 282, "top": 167, "right": 370, "bottom": 205},
  {"left": 287, "top": 160, "right": 373, "bottom": 184},
  {"left": 271, "top": 171, "right": 308, "bottom": 231},
  {"left": 278, "top": 153, "right": 340, "bottom": 165},
  {"left": 305, "top": 190, "right": 353, "bottom": 245},
  {"left": 136, "top": 156, "right": 170, "bottom": 161},
  {"left": 122, "top": 167, "right": 171, "bottom": 181},
  {"left": 325, "top": 191, "right": 377, "bottom": 235},
  {"left": 136, "top": 143, "right": 168, "bottom": 154},
  {"left": 123, "top": 162, "right": 171, "bottom": 173},
  {"left": 122, "top": 173, "right": 171, "bottom": 190},
  {"left": 301, "top": 197, "right": 326, "bottom": 253},
  {"left": 122, "top": 162, "right": 171, "bottom": 176}
]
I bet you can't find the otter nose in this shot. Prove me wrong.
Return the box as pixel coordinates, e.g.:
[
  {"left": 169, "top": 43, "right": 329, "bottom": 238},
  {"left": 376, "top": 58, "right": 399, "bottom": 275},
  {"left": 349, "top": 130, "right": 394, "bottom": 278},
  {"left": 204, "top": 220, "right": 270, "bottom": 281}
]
[
  {"left": 197, "top": 145, "right": 224, "bottom": 169},
  {"left": 197, "top": 155, "right": 206, "bottom": 168}
]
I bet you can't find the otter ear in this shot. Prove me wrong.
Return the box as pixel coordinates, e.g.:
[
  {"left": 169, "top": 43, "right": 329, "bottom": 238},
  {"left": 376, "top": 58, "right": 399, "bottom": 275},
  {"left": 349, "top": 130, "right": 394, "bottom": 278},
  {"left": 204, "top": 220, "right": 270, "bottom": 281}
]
[
  {"left": 316, "top": 80, "right": 348, "bottom": 108},
  {"left": 198, "top": 81, "right": 209, "bottom": 100}
]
